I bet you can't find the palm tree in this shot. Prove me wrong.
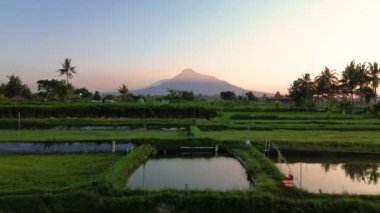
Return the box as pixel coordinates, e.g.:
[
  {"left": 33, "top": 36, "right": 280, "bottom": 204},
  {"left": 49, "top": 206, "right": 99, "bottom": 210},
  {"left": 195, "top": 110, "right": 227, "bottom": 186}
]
[
  {"left": 301, "top": 73, "right": 315, "bottom": 97},
  {"left": 355, "top": 62, "right": 371, "bottom": 103},
  {"left": 369, "top": 62, "right": 380, "bottom": 100},
  {"left": 315, "top": 66, "right": 338, "bottom": 105},
  {"left": 356, "top": 62, "right": 370, "bottom": 89},
  {"left": 57, "top": 58, "right": 77, "bottom": 87},
  {"left": 118, "top": 84, "right": 130, "bottom": 100},
  {"left": 340, "top": 61, "right": 358, "bottom": 101}
]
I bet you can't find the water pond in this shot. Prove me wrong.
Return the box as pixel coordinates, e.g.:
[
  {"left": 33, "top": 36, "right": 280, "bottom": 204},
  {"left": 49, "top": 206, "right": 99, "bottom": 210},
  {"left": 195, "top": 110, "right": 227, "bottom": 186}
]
[
  {"left": 272, "top": 151, "right": 380, "bottom": 194},
  {"left": 0, "top": 142, "right": 135, "bottom": 153},
  {"left": 128, "top": 152, "right": 251, "bottom": 190}
]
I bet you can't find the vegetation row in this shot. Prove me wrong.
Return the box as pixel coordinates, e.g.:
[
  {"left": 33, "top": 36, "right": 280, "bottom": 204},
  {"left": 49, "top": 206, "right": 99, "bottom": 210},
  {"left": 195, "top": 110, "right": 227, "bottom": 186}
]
[{"left": 0, "top": 104, "right": 217, "bottom": 119}]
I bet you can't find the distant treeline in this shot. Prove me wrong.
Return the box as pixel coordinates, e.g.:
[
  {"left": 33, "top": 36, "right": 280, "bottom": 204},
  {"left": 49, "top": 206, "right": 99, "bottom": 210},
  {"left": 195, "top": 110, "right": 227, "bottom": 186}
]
[{"left": 0, "top": 103, "right": 217, "bottom": 119}]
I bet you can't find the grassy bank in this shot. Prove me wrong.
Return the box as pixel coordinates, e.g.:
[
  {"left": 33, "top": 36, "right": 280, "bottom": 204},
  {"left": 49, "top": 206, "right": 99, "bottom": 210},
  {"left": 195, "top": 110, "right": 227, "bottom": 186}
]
[
  {"left": 0, "top": 118, "right": 197, "bottom": 129},
  {"left": 0, "top": 129, "right": 188, "bottom": 142},
  {"left": 0, "top": 190, "right": 379, "bottom": 213},
  {"left": 103, "top": 145, "right": 156, "bottom": 188},
  {"left": 228, "top": 145, "right": 283, "bottom": 192},
  {"left": 193, "top": 128, "right": 380, "bottom": 144}
]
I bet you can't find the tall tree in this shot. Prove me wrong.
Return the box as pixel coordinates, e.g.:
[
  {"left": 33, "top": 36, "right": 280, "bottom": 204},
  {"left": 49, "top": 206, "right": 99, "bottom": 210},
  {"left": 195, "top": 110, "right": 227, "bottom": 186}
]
[
  {"left": 245, "top": 91, "right": 258, "bottom": 102},
  {"left": 220, "top": 91, "right": 236, "bottom": 100},
  {"left": 57, "top": 58, "right": 77, "bottom": 87},
  {"left": 340, "top": 61, "right": 359, "bottom": 101},
  {"left": 4, "top": 74, "right": 31, "bottom": 98},
  {"left": 74, "top": 87, "right": 92, "bottom": 99},
  {"left": 118, "top": 84, "right": 130, "bottom": 101},
  {"left": 356, "top": 62, "right": 370, "bottom": 89},
  {"left": 93, "top": 91, "right": 101, "bottom": 101},
  {"left": 355, "top": 62, "right": 371, "bottom": 103},
  {"left": 369, "top": 62, "right": 380, "bottom": 100},
  {"left": 0, "top": 83, "right": 5, "bottom": 95},
  {"left": 288, "top": 73, "right": 315, "bottom": 106},
  {"left": 37, "top": 79, "right": 73, "bottom": 101},
  {"left": 314, "top": 67, "right": 338, "bottom": 105},
  {"left": 0, "top": 83, "right": 6, "bottom": 103}
]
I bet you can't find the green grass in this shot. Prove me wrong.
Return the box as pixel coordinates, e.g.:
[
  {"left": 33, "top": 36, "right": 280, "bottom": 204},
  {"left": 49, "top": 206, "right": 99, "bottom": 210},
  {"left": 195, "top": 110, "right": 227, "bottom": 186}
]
[
  {"left": 229, "top": 145, "right": 282, "bottom": 192},
  {"left": 0, "top": 153, "right": 118, "bottom": 193},
  {"left": 103, "top": 145, "right": 156, "bottom": 188},
  {"left": 207, "top": 111, "right": 380, "bottom": 131},
  {"left": 1, "top": 190, "right": 380, "bottom": 213},
  {"left": 192, "top": 128, "right": 380, "bottom": 148},
  {"left": 199, "top": 122, "right": 380, "bottom": 131},
  {"left": 0, "top": 129, "right": 188, "bottom": 142},
  {"left": 219, "top": 111, "right": 373, "bottom": 121},
  {"left": 0, "top": 118, "right": 198, "bottom": 129}
]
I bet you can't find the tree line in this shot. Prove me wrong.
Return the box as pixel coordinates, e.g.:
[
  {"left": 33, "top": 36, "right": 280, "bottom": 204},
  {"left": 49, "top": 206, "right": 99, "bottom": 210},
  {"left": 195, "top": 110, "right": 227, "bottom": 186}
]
[
  {"left": 0, "top": 58, "right": 137, "bottom": 103},
  {"left": 0, "top": 57, "right": 262, "bottom": 103},
  {"left": 289, "top": 60, "right": 380, "bottom": 106}
]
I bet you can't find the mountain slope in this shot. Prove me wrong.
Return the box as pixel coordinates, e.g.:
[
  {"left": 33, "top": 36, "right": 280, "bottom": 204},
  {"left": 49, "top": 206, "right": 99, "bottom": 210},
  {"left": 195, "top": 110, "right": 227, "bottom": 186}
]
[{"left": 132, "top": 69, "right": 268, "bottom": 96}]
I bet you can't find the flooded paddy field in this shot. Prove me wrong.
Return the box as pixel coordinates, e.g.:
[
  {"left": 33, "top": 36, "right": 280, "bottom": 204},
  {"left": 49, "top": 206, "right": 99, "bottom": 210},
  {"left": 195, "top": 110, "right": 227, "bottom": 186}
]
[
  {"left": 271, "top": 151, "right": 380, "bottom": 194},
  {"left": 128, "top": 152, "right": 251, "bottom": 190}
]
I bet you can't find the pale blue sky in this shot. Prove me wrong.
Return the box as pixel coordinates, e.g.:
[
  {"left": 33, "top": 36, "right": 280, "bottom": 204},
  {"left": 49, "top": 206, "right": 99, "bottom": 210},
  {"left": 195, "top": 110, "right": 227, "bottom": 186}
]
[{"left": 1, "top": 0, "right": 380, "bottom": 93}]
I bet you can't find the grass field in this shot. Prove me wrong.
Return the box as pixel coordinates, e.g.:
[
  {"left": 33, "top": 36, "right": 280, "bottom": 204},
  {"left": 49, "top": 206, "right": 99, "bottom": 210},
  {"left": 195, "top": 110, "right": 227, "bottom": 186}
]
[
  {"left": 0, "top": 118, "right": 198, "bottom": 129},
  {"left": 218, "top": 111, "right": 370, "bottom": 120},
  {"left": 0, "top": 129, "right": 187, "bottom": 142},
  {"left": 0, "top": 153, "right": 119, "bottom": 193},
  {"left": 193, "top": 128, "right": 380, "bottom": 144}
]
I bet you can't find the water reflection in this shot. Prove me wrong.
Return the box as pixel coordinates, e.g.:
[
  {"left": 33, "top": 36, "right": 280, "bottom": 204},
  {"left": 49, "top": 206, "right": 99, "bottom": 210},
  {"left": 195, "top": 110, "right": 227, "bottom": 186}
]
[
  {"left": 0, "top": 142, "right": 135, "bottom": 153},
  {"left": 272, "top": 152, "right": 380, "bottom": 194},
  {"left": 128, "top": 153, "right": 251, "bottom": 190},
  {"left": 343, "top": 164, "right": 379, "bottom": 184}
]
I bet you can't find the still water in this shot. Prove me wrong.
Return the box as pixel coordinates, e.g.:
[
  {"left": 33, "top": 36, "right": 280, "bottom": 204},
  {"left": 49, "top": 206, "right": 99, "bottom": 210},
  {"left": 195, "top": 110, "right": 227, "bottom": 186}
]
[
  {"left": 128, "top": 153, "right": 250, "bottom": 190},
  {"left": 272, "top": 152, "right": 380, "bottom": 194},
  {"left": 0, "top": 142, "right": 134, "bottom": 153}
]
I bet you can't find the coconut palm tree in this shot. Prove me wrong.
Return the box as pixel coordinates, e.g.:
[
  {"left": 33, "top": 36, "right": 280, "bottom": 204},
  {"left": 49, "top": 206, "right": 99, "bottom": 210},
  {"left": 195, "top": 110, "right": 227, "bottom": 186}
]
[
  {"left": 355, "top": 62, "right": 371, "bottom": 103},
  {"left": 118, "top": 84, "right": 130, "bottom": 101},
  {"left": 118, "top": 84, "right": 129, "bottom": 95},
  {"left": 340, "top": 61, "right": 359, "bottom": 101},
  {"left": 356, "top": 62, "right": 370, "bottom": 89},
  {"left": 301, "top": 73, "right": 315, "bottom": 96},
  {"left": 57, "top": 58, "right": 77, "bottom": 87},
  {"left": 369, "top": 62, "right": 380, "bottom": 100},
  {"left": 315, "top": 66, "right": 338, "bottom": 105}
]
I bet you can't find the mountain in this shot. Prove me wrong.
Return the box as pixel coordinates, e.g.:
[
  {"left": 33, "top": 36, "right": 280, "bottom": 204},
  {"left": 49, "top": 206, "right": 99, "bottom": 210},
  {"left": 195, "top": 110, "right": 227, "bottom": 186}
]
[{"left": 132, "top": 69, "right": 269, "bottom": 96}]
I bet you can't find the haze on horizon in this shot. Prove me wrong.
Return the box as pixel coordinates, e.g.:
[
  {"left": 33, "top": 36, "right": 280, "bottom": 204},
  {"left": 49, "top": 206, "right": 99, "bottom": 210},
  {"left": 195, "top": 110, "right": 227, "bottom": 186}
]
[{"left": 1, "top": 0, "right": 380, "bottom": 94}]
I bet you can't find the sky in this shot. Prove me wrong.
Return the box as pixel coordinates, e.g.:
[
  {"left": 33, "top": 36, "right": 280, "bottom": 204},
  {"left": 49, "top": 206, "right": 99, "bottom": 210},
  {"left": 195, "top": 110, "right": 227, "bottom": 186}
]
[{"left": 1, "top": 0, "right": 380, "bottom": 93}]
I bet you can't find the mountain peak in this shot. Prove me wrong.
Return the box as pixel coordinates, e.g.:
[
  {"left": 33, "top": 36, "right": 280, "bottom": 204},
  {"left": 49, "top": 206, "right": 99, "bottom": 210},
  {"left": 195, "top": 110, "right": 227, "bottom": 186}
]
[
  {"left": 132, "top": 68, "right": 269, "bottom": 96},
  {"left": 172, "top": 68, "right": 218, "bottom": 82},
  {"left": 181, "top": 68, "right": 197, "bottom": 74}
]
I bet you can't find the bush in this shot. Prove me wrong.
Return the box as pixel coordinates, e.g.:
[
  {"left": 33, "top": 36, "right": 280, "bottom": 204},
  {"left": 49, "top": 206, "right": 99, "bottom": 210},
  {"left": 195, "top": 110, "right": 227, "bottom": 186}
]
[
  {"left": 338, "top": 99, "right": 353, "bottom": 113},
  {"left": 373, "top": 102, "right": 380, "bottom": 114}
]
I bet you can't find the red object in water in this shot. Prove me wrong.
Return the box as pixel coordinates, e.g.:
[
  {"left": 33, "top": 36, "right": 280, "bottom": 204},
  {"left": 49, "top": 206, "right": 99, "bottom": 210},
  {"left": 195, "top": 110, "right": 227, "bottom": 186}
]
[
  {"left": 282, "top": 174, "right": 293, "bottom": 181},
  {"left": 281, "top": 174, "right": 295, "bottom": 188}
]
